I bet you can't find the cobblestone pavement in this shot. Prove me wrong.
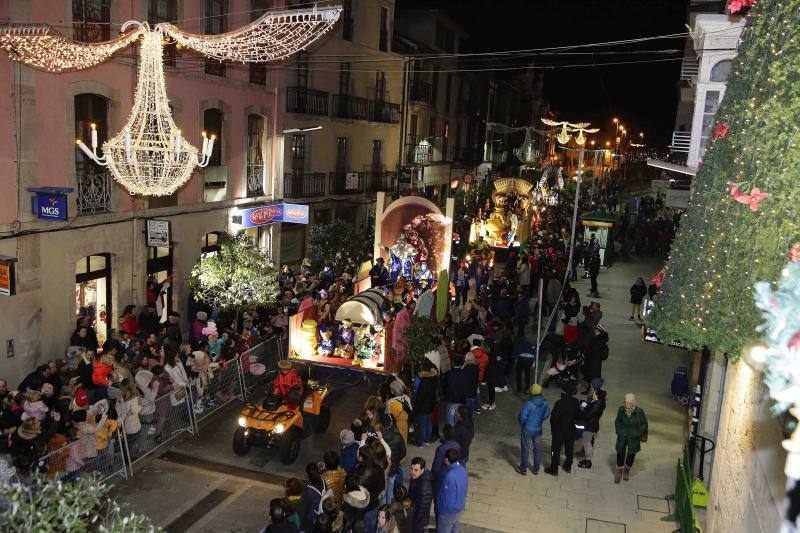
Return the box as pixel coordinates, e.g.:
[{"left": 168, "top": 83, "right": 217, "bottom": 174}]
[{"left": 114, "top": 254, "right": 690, "bottom": 532}]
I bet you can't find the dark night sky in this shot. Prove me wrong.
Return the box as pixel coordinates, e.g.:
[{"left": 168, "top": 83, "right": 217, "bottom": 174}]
[{"left": 401, "top": 0, "right": 691, "bottom": 147}]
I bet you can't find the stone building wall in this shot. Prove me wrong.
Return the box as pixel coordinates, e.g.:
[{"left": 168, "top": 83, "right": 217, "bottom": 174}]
[{"left": 707, "top": 360, "right": 786, "bottom": 532}]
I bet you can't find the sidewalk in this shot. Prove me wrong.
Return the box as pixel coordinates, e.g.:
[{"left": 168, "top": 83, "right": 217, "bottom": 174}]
[{"left": 113, "top": 254, "right": 689, "bottom": 533}]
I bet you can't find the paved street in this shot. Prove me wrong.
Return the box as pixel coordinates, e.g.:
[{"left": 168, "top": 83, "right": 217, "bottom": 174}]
[{"left": 114, "top": 254, "right": 691, "bottom": 533}]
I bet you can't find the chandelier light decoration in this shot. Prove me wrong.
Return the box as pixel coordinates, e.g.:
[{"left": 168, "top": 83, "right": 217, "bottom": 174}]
[
  {"left": 541, "top": 118, "right": 598, "bottom": 146},
  {"left": 0, "top": 6, "right": 341, "bottom": 196}
]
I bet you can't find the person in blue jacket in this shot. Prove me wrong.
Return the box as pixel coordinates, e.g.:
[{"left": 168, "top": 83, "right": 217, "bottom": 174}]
[
  {"left": 514, "top": 383, "right": 551, "bottom": 475},
  {"left": 436, "top": 448, "right": 468, "bottom": 533},
  {"left": 431, "top": 425, "right": 461, "bottom": 498}
]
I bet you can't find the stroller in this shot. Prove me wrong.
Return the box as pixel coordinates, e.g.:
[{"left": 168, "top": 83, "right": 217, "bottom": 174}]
[{"left": 543, "top": 345, "right": 584, "bottom": 389}]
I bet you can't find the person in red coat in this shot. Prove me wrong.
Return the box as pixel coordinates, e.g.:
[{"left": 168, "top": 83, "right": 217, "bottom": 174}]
[{"left": 273, "top": 360, "right": 303, "bottom": 407}]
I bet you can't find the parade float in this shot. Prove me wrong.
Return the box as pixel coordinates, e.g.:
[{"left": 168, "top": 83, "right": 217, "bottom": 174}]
[
  {"left": 288, "top": 192, "right": 454, "bottom": 374},
  {"left": 468, "top": 177, "right": 534, "bottom": 248}
]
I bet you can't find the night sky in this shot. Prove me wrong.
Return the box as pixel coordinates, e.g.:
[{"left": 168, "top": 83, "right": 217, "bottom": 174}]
[{"left": 402, "top": 0, "right": 691, "bottom": 147}]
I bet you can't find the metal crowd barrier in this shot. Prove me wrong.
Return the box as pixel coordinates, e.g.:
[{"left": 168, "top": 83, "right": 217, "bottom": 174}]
[
  {"left": 37, "top": 429, "right": 128, "bottom": 484},
  {"left": 124, "top": 386, "right": 196, "bottom": 468},
  {"left": 36, "top": 338, "right": 285, "bottom": 486},
  {"left": 242, "top": 335, "right": 283, "bottom": 391}
]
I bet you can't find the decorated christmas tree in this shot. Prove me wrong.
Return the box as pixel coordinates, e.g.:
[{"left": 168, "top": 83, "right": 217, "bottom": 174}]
[{"left": 650, "top": 0, "right": 800, "bottom": 356}]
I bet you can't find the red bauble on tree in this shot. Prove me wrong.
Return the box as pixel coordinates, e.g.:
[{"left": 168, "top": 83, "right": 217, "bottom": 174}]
[{"left": 711, "top": 121, "right": 730, "bottom": 140}]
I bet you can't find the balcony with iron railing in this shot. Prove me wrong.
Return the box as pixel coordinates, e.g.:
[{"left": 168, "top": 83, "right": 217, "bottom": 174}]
[
  {"left": 286, "top": 87, "right": 329, "bottom": 116},
  {"left": 409, "top": 82, "right": 434, "bottom": 105},
  {"left": 283, "top": 172, "right": 327, "bottom": 198},
  {"left": 369, "top": 100, "right": 400, "bottom": 124},
  {"left": 75, "top": 170, "right": 113, "bottom": 216},
  {"left": 680, "top": 56, "right": 699, "bottom": 81},
  {"left": 332, "top": 94, "right": 369, "bottom": 121},
  {"left": 329, "top": 172, "right": 363, "bottom": 195},
  {"left": 364, "top": 171, "right": 396, "bottom": 193},
  {"left": 328, "top": 171, "right": 396, "bottom": 195},
  {"left": 671, "top": 131, "right": 692, "bottom": 153}
]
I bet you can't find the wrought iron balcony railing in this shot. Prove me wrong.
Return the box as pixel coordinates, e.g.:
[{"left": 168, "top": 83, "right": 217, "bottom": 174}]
[
  {"left": 283, "top": 172, "right": 327, "bottom": 198},
  {"left": 76, "top": 170, "right": 113, "bottom": 216},
  {"left": 286, "top": 87, "right": 329, "bottom": 116}
]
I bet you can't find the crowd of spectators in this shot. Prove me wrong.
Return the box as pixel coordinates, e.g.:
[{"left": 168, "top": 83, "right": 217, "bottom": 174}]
[
  {"left": 261, "top": 374, "right": 468, "bottom": 533},
  {"left": 0, "top": 295, "right": 282, "bottom": 485}
]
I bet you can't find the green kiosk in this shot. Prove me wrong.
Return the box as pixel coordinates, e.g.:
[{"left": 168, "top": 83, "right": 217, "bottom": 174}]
[{"left": 580, "top": 211, "right": 617, "bottom": 267}]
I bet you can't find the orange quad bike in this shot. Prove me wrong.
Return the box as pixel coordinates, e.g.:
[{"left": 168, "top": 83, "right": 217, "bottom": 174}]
[{"left": 233, "top": 376, "right": 331, "bottom": 464}]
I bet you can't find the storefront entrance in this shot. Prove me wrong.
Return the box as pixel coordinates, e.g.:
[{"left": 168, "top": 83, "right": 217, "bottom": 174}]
[{"left": 75, "top": 253, "right": 111, "bottom": 345}]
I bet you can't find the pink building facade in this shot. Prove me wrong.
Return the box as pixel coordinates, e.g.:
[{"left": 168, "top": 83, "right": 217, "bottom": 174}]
[{"left": 0, "top": 1, "right": 297, "bottom": 384}]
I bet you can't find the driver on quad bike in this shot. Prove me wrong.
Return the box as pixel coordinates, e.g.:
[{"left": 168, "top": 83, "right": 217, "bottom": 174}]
[{"left": 271, "top": 360, "right": 303, "bottom": 409}]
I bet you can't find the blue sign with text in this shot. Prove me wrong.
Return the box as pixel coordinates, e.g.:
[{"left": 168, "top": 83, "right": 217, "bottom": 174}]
[
  {"left": 31, "top": 192, "right": 68, "bottom": 221},
  {"left": 238, "top": 203, "right": 309, "bottom": 228}
]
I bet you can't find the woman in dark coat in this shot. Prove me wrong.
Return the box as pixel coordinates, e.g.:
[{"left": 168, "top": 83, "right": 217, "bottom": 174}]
[
  {"left": 581, "top": 327, "right": 609, "bottom": 391},
  {"left": 629, "top": 277, "right": 648, "bottom": 321}
]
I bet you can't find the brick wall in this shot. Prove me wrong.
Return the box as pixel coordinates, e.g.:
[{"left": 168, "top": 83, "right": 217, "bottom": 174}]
[{"left": 707, "top": 361, "right": 786, "bottom": 532}]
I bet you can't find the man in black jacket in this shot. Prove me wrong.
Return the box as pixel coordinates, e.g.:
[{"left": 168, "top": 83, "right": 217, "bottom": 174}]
[
  {"left": 138, "top": 303, "right": 160, "bottom": 335},
  {"left": 588, "top": 252, "right": 601, "bottom": 297},
  {"left": 545, "top": 383, "right": 580, "bottom": 476},
  {"left": 443, "top": 355, "right": 471, "bottom": 427},
  {"left": 162, "top": 311, "right": 182, "bottom": 348},
  {"left": 355, "top": 446, "right": 385, "bottom": 531},
  {"left": 581, "top": 326, "right": 609, "bottom": 393},
  {"left": 453, "top": 406, "right": 475, "bottom": 466},
  {"left": 408, "top": 456, "right": 433, "bottom": 533},
  {"left": 381, "top": 414, "right": 407, "bottom": 505}
]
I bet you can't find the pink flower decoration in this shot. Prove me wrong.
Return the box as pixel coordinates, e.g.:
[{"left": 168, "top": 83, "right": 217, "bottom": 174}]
[
  {"left": 748, "top": 188, "right": 769, "bottom": 211},
  {"left": 729, "top": 0, "right": 757, "bottom": 14}
]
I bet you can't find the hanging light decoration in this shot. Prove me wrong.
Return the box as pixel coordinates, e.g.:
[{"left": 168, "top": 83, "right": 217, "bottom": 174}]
[
  {"left": 0, "top": 6, "right": 341, "bottom": 196},
  {"left": 574, "top": 126, "right": 600, "bottom": 146},
  {"left": 76, "top": 22, "right": 212, "bottom": 196},
  {"left": 0, "top": 24, "right": 143, "bottom": 72},
  {"left": 541, "top": 118, "right": 598, "bottom": 146}
]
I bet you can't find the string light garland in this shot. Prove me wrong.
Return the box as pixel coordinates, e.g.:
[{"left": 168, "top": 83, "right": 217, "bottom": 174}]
[
  {"left": 0, "top": 6, "right": 341, "bottom": 196},
  {"left": 162, "top": 7, "right": 341, "bottom": 63},
  {"left": 0, "top": 24, "right": 142, "bottom": 72}
]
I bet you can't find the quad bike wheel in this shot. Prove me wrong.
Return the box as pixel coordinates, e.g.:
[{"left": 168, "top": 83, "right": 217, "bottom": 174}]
[
  {"left": 279, "top": 428, "right": 302, "bottom": 464},
  {"left": 232, "top": 427, "right": 251, "bottom": 456}
]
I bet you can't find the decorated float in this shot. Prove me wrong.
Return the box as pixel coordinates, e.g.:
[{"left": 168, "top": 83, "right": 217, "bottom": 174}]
[
  {"left": 288, "top": 192, "right": 454, "bottom": 374},
  {"left": 469, "top": 177, "right": 534, "bottom": 249}
]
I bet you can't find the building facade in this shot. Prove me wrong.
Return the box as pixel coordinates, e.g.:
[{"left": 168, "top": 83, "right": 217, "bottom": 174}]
[
  {"left": 394, "top": 10, "right": 487, "bottom": 204},
  {"left": 0, "top": 0, "right": 304, "bottom": 384},
  {"left": 279, "top": 0, "right": 402, "bottom": 257}
]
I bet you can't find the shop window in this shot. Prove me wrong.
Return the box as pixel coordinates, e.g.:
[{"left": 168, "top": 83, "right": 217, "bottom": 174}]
[{"left": 75, "top": 253, "right": 111, "bottom": 345}]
